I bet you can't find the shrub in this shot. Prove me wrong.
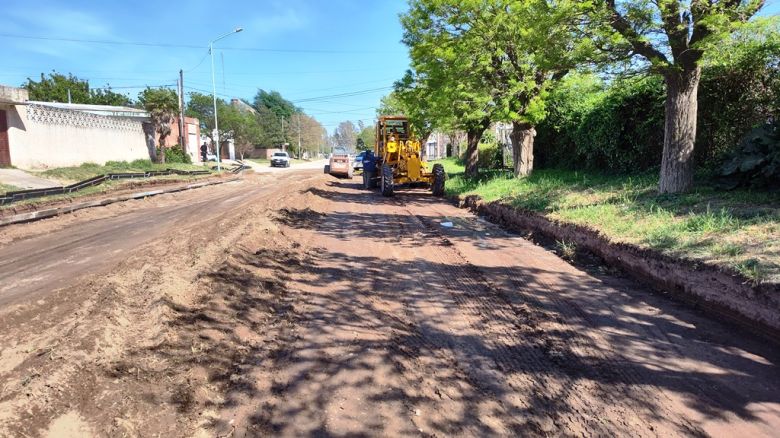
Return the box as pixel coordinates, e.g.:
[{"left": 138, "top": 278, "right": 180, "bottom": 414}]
[
  {"left": 536, "top": 36, "right": 779, "bottom": 174},
  {"left": 718, "top": 122, "right": 780, "bottom": 189},
  {"left": 162, "top": 145, "right": 192, "bottom": 164},
  {"left": 537, "top": 75, "right": 664, "bottom": 173},
  {"left": 477, "top": 131, "right": 503, "bottom": 169}
]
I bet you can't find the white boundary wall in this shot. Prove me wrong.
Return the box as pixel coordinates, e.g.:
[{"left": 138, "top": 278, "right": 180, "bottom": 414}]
[{"left": 5, "top": 104, "right": 151, "bottom": 169}]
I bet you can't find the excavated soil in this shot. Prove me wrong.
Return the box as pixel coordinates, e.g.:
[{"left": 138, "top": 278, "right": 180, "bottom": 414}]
[{"left": 0, "top": 173, "right": 778, "bottom": 437}]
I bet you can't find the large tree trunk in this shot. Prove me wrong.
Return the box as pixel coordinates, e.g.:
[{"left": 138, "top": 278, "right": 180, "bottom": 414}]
[
  {"left": 158, "top": 135, "right": 167, "bottom": 164},
  {"left": 660, "top": 67, "right": 701, "bottom": 193},
  {"left": 510, "top": 121, "right": 536, "bottom": 177},
  {"left": 142, "top": 122, "right": 157, "bottom": 162},
  {"left": 465, "top": 128, "right": 484, "bottom": 178}
]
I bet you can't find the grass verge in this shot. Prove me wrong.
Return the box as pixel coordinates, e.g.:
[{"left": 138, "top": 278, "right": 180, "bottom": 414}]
[
  {"left": 437, "top": 158, "right": 780, "bottom": 284},
  {"left": 34, "top": 160, "right": 207, "bottom": 184},
  {"left": 0, "top": 173, "right": 215, "bottom": 212},
  {"left": 0, "top": 183, "right": 21, "bottom": 193}
]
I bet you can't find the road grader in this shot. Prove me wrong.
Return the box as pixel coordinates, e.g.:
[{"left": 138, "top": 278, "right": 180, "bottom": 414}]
[{"left": 362, "top": 115, "right": 445, "bottom": 197}]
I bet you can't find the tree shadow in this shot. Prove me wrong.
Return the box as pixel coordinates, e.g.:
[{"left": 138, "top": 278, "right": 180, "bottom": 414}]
[{"left": 114, "top": 177, "right": 780, "bottom": 436}]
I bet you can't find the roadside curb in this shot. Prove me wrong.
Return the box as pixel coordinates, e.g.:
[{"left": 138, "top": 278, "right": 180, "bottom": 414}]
[
  {"left": 455, "top": 194, "right": 780, "bottom": 344},
  {"left": 0, "top": 178, "right": 241, "bottom": 228}
]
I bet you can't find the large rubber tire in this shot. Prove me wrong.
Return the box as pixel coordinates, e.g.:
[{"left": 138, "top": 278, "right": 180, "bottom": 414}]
[
  {"left": 431, "top": 163, "right": 445, "bottom": 197},
  {"left": 380, "top": 164, "right": 394, "bottom": 197},
  {"left": 324, "top": 164, "right": 330, "bottom": 174}
]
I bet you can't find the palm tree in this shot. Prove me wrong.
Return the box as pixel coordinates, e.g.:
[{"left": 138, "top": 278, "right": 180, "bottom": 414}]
[{"left": 139, "top": 88, "right": 179, "bottom": 164}]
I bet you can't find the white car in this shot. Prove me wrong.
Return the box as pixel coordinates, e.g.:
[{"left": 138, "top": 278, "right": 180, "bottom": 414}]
[{"left": 270, "top": 151, "right": 291, "bottom": 168}]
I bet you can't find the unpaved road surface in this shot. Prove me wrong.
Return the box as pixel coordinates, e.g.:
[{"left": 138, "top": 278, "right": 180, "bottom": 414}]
[{"left": 0, "top": 171, "right": 778, "bottom": 437}]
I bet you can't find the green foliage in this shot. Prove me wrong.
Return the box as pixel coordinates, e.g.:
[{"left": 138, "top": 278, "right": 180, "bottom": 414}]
[
  {"left": 719, "top": 122, "right": 780, "bottom": 189},
  {"left": 697, "top": 26, "right": 780, "bottom": 166},
  {"left": 584, "top": 1, "right": 766, "bottom": 75},
  {"left": 253, "top": 90, "right": 300, "bottom": 120},
  {"left": 477, "top": 131, "right": 502, "bottom": 169},
  {"left": 163, "top": 145, "right": 193, "bottom": 164},
  {"left": 537, "top": 74, "right": 664, "bottom": 172},
  {"left": 39, "top": 160, "right": 204, "bottom": 182},
  {"left": 538, "top": 30, "right": 780, "bottom": 174},
  {"left": 357, "top": 126, "right": 376, "bottom": 150},
  {"left": 186, "top": 92, "right": 216, "bottom": 134},
  {"left": 23, "top": 71, "right": 132, "bottom": 106},
  {"left": 139, "top": 88, "right": 179, "bottom": 162}
]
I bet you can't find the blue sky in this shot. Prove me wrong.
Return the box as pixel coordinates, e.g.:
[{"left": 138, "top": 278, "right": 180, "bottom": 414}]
[
  {"left": 0, "top": 0, "right": 411, "bottom": 132},
  {"left": 1, "top": 1, "right": 778, "bottom": 133}
]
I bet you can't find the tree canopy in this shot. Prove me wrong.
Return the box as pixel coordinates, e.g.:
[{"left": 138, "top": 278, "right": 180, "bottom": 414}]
[{"left": 23, "top": 72, "right": 132, "bottom": 106}]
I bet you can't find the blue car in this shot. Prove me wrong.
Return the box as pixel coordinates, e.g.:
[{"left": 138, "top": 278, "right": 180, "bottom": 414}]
[{"left": 353, "top": 151, "right": 368, "bottom": 171}]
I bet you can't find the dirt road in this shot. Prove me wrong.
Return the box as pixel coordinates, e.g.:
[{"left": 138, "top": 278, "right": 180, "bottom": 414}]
[{"left": 0, "top": 171, "right": 778, "bottom": 437}]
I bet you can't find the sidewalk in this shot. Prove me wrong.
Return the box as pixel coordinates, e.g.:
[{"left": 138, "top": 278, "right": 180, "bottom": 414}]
[{"left": 0, "top": 169, "right": 59, "bottom": 190}]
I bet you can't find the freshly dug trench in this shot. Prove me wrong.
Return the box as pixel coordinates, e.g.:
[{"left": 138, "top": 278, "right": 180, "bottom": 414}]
[{"left": 458, "top": 195, "right": 780, "bottom": 342}]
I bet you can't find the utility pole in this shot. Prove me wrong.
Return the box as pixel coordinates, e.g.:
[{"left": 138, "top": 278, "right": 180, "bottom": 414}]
[
  {"left": 297, "top": 114, "right": 302, "bottom": 159},
  {"left": 281, "top": 118, "right": 286, "bottom": 152},
  {"left": 178, "top": 69, "right": 186, "bottom": 155},
  {"left": 210, "top": 27, "right": 243, "bottom": 172}
]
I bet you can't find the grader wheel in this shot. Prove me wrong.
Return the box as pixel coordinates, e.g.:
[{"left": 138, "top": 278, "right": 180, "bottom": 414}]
[{"left": 380, "top": 164, "right": 394, "bottom": 197}]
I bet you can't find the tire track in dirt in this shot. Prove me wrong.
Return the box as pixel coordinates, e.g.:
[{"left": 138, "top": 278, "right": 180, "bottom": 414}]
[
  {"left": 404, "top": 208, "right": 695, "bottom": 436},
  {"left": 0, "top": 172, "right": 324, "bottom": 437}
]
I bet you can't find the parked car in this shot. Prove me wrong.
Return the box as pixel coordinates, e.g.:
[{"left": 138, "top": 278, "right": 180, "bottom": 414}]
[
  {"left": 353, "top": 151, "right": 368, "bottom": 171},
  {"left": 270, "top": 151, "right": 291, "bottom": 168}
]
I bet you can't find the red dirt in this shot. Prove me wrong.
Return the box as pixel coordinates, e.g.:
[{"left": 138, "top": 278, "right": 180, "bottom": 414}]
[
  {"left": 0, "top": 172, "right": 778, "bottom": 437},
  {"left": 459, "top": 195, "right": 780, "bottom": 340}
]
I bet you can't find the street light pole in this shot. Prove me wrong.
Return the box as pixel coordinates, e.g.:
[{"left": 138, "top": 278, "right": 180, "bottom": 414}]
[{"left": 209, "top": 27, "right": 243, "bottom": 171}]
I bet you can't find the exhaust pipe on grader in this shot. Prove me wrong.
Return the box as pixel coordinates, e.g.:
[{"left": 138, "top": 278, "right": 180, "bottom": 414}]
[{"left": 362, "top": 115, "right": 445, "bottom": 197}]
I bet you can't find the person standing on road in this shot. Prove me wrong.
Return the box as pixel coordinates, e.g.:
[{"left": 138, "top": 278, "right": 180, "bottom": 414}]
[{"left": 200, "top": 142, "right": 208, "bottom": 162}]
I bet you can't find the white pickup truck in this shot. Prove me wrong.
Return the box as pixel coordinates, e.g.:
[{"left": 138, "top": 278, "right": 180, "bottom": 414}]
[{"left": 270, "top": 151, "right": 291, "bottom": 168}]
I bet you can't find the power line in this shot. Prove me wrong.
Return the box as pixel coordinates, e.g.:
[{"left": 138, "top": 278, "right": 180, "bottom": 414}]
[
  {"left": 184, "top": 50, "right": 210, "bottom": 72},
  {"left": 292, "top": 87, "right": 393, "bottom": 103}
]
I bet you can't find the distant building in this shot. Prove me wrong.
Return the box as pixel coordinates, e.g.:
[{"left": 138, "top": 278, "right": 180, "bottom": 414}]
[
  {"left": 230, "top": 98, "right": 256, "bottom": 114},
  {"left": 0, "top": 85, "right": 202, "bottom": 169},
  {"left": 424, "top": 132, "right": 447, "bottom": 160}
]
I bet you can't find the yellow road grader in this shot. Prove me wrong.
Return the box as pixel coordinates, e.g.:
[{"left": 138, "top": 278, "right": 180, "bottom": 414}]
[{"left": 362, "top": 115, "right": 445, "bottom": 197}]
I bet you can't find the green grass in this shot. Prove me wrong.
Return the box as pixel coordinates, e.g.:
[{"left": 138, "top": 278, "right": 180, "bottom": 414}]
[
  {"left": 0, "top": 183, "right": 21, "bottom": 194},
  {"left": 437, "top": 158, "right": 780, "bottom": 284},
  {"left": 35, "top": 160, "right": 207, "bottom": 184},
  {"left": 0, "top": 172, "right": 214, "bottom": 210}
]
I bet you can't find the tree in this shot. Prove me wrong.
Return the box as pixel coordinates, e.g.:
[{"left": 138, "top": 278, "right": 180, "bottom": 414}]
[
  {"left": 184, "top": 92, "right": 247, "bottom": 153},
  {"left": 221, "top": 105, "right": 261, "bottom": 159},
  {"left": 402, "top": 1, "right": 583, "bottom": 177},
  {"left": 295, "top": 114, "right": 327, "bottom": 158},
  {"left": 585, "top": 0, "right": 766, "bottom": 193},
  {"left": 393, "top": 71, "right": 436, "bottom": 145},
  {"left": 402, "top": 0, "right": 502, "bottom": 178},
  {"left": 139, "top": 88, "right": 179, "bottom": 164},
  {"left": 23, "top": 71, "right": 132, "bottom": 106},
  {"left": 357, "top": 125, "right": 376, "bottom": 151},
  {"left": 333, "top": 121, "right": 358, "bottom": 152},
  {"left": 253, "top": 89, "right": 300, "bottom": 120}
]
